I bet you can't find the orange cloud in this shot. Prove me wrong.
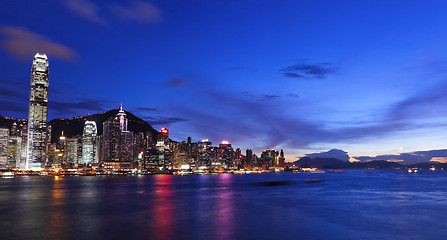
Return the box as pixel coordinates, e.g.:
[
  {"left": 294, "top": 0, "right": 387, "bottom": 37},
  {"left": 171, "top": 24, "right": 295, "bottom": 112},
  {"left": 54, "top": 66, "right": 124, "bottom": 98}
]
[
  {"left": 430, "top": 157, "right": 447, "bottom": 163},
  {"left": 1, "top": 26, "right": 79, "bottom": 62}
]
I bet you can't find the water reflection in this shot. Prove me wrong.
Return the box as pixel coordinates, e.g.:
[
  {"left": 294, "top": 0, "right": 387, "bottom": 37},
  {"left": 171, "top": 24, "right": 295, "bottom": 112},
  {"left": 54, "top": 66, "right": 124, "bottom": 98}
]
[
  {"left": 151, "top": 175, "right": 174, "bottom": 240},
  {"left": 47, "top": 176, "right": 67, "bottom": 239},
  {"left": 215, "top": 174, "right": 234, "bottom": 240}
]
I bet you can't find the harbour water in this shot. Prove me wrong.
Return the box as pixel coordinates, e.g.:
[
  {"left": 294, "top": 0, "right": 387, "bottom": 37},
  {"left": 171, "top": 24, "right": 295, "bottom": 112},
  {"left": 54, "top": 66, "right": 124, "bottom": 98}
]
[{"left": 1, "top": 171, "right": 447, "bottom": 240}]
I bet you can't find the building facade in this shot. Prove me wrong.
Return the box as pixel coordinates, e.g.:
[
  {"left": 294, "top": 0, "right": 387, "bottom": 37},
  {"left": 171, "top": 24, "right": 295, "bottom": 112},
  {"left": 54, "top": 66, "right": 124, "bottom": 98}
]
[
  {"left": 26, "top": 53, "right": 49, "bottom": 169},
  {"left": 82, "top": 121, "right": 98, "bottom": 164}
]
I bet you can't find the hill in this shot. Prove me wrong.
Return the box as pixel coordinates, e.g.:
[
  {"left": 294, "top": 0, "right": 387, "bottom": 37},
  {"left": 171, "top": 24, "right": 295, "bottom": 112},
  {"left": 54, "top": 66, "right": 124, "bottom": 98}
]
[{"left": 48, "top": 109, "right": 159, "bottom": 143}]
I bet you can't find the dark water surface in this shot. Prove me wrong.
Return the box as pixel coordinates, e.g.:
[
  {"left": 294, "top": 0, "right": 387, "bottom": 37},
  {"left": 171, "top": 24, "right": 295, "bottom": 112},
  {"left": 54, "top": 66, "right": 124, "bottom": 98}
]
[{"left": 1, "top": 171, "right": 447, "bottom": 240}]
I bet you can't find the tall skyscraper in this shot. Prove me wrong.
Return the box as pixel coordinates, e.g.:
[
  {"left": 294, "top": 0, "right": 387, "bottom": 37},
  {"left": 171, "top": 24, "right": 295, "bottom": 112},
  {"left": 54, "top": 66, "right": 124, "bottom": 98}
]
[
  {"left": 82, "top": 121, "right": 98, "bottom": 164},
  {"left": 117, "top": 104, "right": 128, "bottom": 132},
  {"left": 26, "top": 53, "right": 49, "bottom": 169},
  {"left": 0, "top": 127, "right": 10, "bottom": 169}
]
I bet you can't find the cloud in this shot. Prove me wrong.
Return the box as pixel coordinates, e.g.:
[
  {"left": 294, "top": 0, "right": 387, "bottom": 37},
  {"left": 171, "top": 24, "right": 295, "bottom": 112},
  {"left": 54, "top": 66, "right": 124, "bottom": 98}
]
[
  {"left": 0, "top": 88, "right": 26, "bottom": 99},
  {"left": 283, "top": 72, "right": 303, "bottom": 79},
  {"left": 63, "top": 0, "right": 108, "bottom": 25},
  {"left": 305, "top": 149, "right": 350, "bottom": 161},
  {"left": 1, "top": 26, "right": 79, "bottom": 61},
  {"left": 143, "top": 116, "right": 188, "bottom": 126},
  {"left": 261, "top": 95, "right": 281, "bottom": 101},
  {"left": 110, "top": 1, "right": 162, "bottom": 23},
  {"left": 281, "top": 62, "right": 335, "bottom": 79},
  {"left": 287, "top": 93, "right": 300, "bottom": 99},
  {"left": 162, "top": 78, "right": 188, "bottom": 87},
  {"left": 50, "top": 97, "right": 111, "bottom": 116},
  {"left": 0, "top": 100, "right": 27, "bottom": 114},
  {"left": 355, "top": 151, "right": 440, "bottom": 165},
  {"left": 134, "top": 107, "right": 158, "bottom": 112},
  {"left": 228, "top": 66, "right": 249, "bottom": 71}
]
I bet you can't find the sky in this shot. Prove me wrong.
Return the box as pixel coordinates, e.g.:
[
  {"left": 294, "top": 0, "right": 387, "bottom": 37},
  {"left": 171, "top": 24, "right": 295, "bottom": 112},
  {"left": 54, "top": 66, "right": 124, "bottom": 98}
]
[{"left": 2, "top": 0, "right": 447, "bottom": 162}]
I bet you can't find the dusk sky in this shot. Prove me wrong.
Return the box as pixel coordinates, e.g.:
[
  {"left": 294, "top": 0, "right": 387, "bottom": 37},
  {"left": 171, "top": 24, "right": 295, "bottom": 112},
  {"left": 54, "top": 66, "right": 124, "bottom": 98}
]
[{"left": 2, "top": 0, "right": 447, "bottom": 162}]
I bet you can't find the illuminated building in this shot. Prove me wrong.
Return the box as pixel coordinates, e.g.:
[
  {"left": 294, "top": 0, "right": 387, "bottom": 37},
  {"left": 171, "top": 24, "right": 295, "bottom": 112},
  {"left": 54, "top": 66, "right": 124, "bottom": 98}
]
[
  {"left": 102, "top": 107, "right": 134, "bottom": 164},
  {"left": 8, "top": 136, "right": 21, "bottom": 168},
  {"left": 67, "top": 137, "right": 81, "bottom": 164},
  {"left": 26, "top": 53, "right": 49, "bottom": 169},
  {"left": 246, "top": 149, "right": 253, "bottom": 166},
  {"left": 82, "top": 121, "right": 98, "bottom": 164},
  {"left": 58, "top": 132, "right": 67, "bottom": 165},
  {"left": 261, "top": 149, "right": 279, "bottom": 167},
  {"left": 218, "top": 140, "right": 233, "bottom": 168},
  {"left": 0, "top": 127, "right": 9, "bottom": 168},
  {"left": 197, "top": 139, "right": 212, "bottom": 166},
  {"left": 120, "top": 131, "right": 134, "bottom": 162},
  {"left": 117, "top": 104, "right": 128, "bottom": 131},
  {"left": 156, "top": 128, "right": 170, "bottom": 167},
  {"left": 102, "top": 118, "right": 120, "bottom": 161}
]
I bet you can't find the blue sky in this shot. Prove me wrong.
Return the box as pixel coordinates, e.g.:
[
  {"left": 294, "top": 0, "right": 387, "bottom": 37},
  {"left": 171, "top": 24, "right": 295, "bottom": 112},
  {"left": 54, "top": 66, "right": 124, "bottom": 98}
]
[{"left": 2, "top": 0, "right": 447, "bottom": 162}]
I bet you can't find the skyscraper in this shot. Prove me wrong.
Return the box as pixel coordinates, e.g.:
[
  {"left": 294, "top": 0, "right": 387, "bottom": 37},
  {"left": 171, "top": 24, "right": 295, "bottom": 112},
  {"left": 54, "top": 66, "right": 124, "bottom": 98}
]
[
  {"left": 82, "top": 121, "right": 98, "bottom": 164},
  {"left": 0, "top": 127, "right": 9, "bottom": 169},
  {"left": 26, "top": 53, "right": 49, "bottom": 169}
]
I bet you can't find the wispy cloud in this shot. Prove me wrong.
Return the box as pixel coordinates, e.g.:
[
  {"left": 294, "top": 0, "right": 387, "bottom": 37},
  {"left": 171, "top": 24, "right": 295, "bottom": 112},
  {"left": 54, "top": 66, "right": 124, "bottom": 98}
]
[
  {"left": 142, "top": 116, "right": 188, "bottom": 126},
  {"left": 281, "top": 62, "right": 336, "bottom": 79},
  {"left": 162, "top": 78, "right": 188, "bottom": 87},
  {"left": 228, "top": 66, "right": 249, "bottom": 71},
  {"left": 134, "top": 107, "right": 158, "bottom": 112},
  {"left": 354, "top": 149, "right": 447, "bottom": 165},
  {"left": 110, "top": 1, "right": 162, "bottom": 23},
  {"left": 0, "top": 26, "right": 79, "bottom": 61},
  {"left": 50, "top": 97, "right": 112, "bottom": 117},
  {"left": 63, "top": 0, "right": 108, "bottom": 25}
]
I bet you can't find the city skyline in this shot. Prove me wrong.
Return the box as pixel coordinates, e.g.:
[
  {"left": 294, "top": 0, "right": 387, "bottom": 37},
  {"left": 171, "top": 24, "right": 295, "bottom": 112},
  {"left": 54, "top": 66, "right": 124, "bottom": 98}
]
[{"left": 3, "top": 1, "right": 447, "bottom": 161}]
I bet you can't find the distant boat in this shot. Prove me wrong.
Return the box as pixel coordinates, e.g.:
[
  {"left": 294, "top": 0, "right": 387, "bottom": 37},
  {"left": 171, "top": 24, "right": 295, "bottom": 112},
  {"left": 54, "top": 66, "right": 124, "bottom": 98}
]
[
  {"left": 408, "top": 168, "right": 422, "bottom": 173},
  {"left": 2, "top": 172, "right": 14, "bottom": 178},
  {"left": 430, "top": 166, "right": 436, "bottom": 171}
]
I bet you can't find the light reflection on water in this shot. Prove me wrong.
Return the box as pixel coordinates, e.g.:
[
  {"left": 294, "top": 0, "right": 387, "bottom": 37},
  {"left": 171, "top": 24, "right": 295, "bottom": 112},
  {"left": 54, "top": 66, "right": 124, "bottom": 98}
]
[{"left": 1, "top": 171, "right": 447, "bottom": 239}]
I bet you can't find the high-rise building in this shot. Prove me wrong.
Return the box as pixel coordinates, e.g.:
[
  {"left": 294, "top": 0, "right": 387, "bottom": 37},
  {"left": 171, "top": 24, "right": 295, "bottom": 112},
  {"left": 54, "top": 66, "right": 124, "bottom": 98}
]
[
  {"left": 198, "top": 139, "right": 212, "bottom": 166},
  {"left": 117, "top": 104, "right": 128, "bottom": 132},
  {"left": 0, "top": 127, "right": 10, "bottom": 169},
  {"left": 26, "top": 53, "right": 49, "bottom": 169},
  {"left": 102, "top": 107, "right": 134, "bottom": 165},
  {"left": 102, "top": 118, "right": 120, "bottom": 162},
  {"left": 261, "top": 149, "right": 279, "bottom": 167},
  {"left": 82, "top": 121, "right": 98, "bottom": 164},
  {"left": 218, "top": 141, "right": 233, "bottom": 168},
  {"left": 67, "top": 137, "right": 81, "bottom": 164},
  {"left": 156, "top": 128, "right": 170, "bottom": 167},
  {"left": 8, "top": 136, "right": 21, "bottom": 168}
]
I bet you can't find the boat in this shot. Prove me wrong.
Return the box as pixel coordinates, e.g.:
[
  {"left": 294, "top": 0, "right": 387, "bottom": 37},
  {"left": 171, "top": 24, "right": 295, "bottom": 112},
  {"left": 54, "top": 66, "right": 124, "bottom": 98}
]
[
  {"left": 2, "top": 172, "right": 14, "bottom": 178},
  {"left": 408, "top": 168, "right": 422, "bottom": 173}
]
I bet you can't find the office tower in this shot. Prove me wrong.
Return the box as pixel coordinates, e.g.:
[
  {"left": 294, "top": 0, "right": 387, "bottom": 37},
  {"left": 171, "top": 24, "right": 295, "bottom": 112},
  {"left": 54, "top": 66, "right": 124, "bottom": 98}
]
[
  {"left": 198, "top": 139, "right": 212, "bottom": 166},
  {"left": 117, "top": 104, "right": 128, "bottom": 132},
  {"left": 261, "top": 149, "right": 279, "bottom": 167},
  {"left": 0, "top": 127, "right": 9, "bottom": 168},
  {"left": 156, "top": 128, "right": 170, "bottom": 167},
  {"left": 120, "top": 131, "right": 133, "bottom": 162},
  {"left": 278, "top": 149, "right": 286, "bottom": 167},
  {"left": 82, "top": 121, "right": 98, "bottom": 164},
  {"left": 26, "top": 53, "right": 49, "bottom": 169},
  {"left": 58, "top": 132, "right": 67, "bottom": 165},
  {"left": 102, "top": 118, "right": 120, "bottom": 161},
  {"left": 102, "top": 107, "right": 134, "bottom": 165},
  {"left": 67, "top": 137, "right": 81, "bottom": 164},
  {"left": 8, "top": 136, "right": 21, "bottom": 168},
  {"left": 218, "top": 141, "right": 233, "bottom": 168},
  {"left": 246, "top": 149, "right": 253, "bottom": 166}
]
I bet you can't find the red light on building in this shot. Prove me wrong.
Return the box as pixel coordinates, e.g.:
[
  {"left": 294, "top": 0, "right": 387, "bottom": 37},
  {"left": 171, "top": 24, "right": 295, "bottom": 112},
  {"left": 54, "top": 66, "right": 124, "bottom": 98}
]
[
  {"left": 239, "top": 155, "right": 243, "bottom": 159},
  {"left": 160, "top": 128, "right": 169, "bottom": 134}
]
